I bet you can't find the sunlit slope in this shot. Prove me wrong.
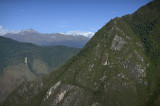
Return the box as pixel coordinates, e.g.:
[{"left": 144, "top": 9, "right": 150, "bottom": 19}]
[{"left": 3, "top": 0, "right": 160, "bottom": 106}]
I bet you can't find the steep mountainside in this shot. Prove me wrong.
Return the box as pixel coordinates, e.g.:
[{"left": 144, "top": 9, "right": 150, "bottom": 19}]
[
  {"left": 4, "top": 30, "right": 90, "bottom": 48},
  {"left": 0, "top": 36, "right": 80, "bottom": 103},
  {"left": 2, "top": 0, "right": 160, "bottom": 106}
]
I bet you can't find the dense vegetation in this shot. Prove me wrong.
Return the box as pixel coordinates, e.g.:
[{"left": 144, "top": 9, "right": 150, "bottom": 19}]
[
  {"left": 2, "top": 0, "right": 160, "bottom": 106},
  {"left": 122, "top": 0, "right": 160, "bottom": 105},
  {"left": 0, "top": 36, "right": 80, "bottom": 76},
  {"left": 0, "top": 36, "right": 80, "bottom": 103}
]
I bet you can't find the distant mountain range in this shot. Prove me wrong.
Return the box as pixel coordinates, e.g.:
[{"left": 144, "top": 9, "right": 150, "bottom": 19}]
[
  {"left": 4, "top": 29, "right": 94, "bottom": 48},
  {"left": 3, "top": 0, "right": 160, "bottom": 106},
  {"left": 0, "top": 36, "right": 80, "bottom": 103}
]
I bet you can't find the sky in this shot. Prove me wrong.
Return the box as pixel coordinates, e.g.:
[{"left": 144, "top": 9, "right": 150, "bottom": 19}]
[{"left": 0, "top": 0, "right": 152, "bottom": 35}]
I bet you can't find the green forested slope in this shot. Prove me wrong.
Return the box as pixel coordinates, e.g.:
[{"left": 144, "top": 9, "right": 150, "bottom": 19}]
[
  {"left": 0, "top": 36, "right": 80, "bottom": 103},
  {"left": 2, "top": 0, "right": 160, "bottom": 106},
  {"left": 122, "top": 0, "right": 160, "bottom": 105}
]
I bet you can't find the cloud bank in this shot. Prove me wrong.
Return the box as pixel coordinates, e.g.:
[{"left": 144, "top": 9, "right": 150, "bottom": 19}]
[{"left": 0, "top": 26, "right": 20, "bottom": 36}]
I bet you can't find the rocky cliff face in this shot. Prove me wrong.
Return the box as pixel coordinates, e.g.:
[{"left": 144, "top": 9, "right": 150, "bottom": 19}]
[{"left": 2, "top": 0, "right": 160, "bottom": 106}]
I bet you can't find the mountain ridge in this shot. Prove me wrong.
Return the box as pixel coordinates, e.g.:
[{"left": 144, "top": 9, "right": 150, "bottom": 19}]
[
  {"left": 0, "top": 36, "right": 80, "bottom": 103},
  {"left": 3, "top": 29, "right": 94, "bottom": 48},
  {"left": 2, "top": 0, "right": 160, "bottom": 106}
]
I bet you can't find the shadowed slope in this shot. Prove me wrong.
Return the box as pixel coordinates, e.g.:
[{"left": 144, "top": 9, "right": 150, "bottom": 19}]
[{"left": 3, "top": 0, "right": 160, "bottom": 106}]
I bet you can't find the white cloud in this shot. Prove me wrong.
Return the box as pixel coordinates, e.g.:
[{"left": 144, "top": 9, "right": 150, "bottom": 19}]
[
  {"left": 65, "top": 30, "right": 94, "bottom": 38},
  {"left": 0, "top": 26, "right": 20, "bottom": 36}
]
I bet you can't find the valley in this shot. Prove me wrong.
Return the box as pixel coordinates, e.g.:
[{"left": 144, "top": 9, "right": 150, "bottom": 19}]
[
  {"left": 0, "top": 36, "right": 80, "bottom": 103},
  {"left": 1, "top": 0, "right": 160, "bottom": 106}
]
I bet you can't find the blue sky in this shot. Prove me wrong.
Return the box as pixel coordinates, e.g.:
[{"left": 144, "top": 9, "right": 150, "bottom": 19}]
[{"left": 0, "top": 0, "right": 152, "bottom": 34}]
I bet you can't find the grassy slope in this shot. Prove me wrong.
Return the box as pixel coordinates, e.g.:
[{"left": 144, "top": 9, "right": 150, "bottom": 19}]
[
  {"left": 0, "top": 36, "right": 80, "bottom": 103},
  {"left": 2, "top": 0, "right": 160, "bottom": 106},
  {"left": 0, "top": 36, "right": 80, "bottom": 76},
  {"left": 122, "top": 0, "right": 160, "bottom": 105}
]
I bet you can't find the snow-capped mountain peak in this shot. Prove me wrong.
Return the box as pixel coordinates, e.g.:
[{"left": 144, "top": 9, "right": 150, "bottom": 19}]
[
  {"left": 65, "top": 31, "right": 94, "bottom": 38},
  {"left": 20, "top": 28, "right": 39, "bottom": 34}
]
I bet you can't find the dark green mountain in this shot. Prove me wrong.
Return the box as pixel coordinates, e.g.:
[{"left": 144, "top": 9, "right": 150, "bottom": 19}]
[
  {"left": 2, "top": 0, "right": 160, "bottom": 106},
  {"left": 0, "top": 36, "right": 80, "bottom": 103}
]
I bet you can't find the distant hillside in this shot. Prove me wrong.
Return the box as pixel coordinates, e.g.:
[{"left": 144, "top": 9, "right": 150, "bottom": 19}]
[
  {"left": 4, "top": 29, "right": 91, "bottom": 48},
  {"left": 0, "top": 36, "right": 80, "bottom": 103},
  {"left": 3, "top": 0, "right": 160, "bottom": 106}
]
